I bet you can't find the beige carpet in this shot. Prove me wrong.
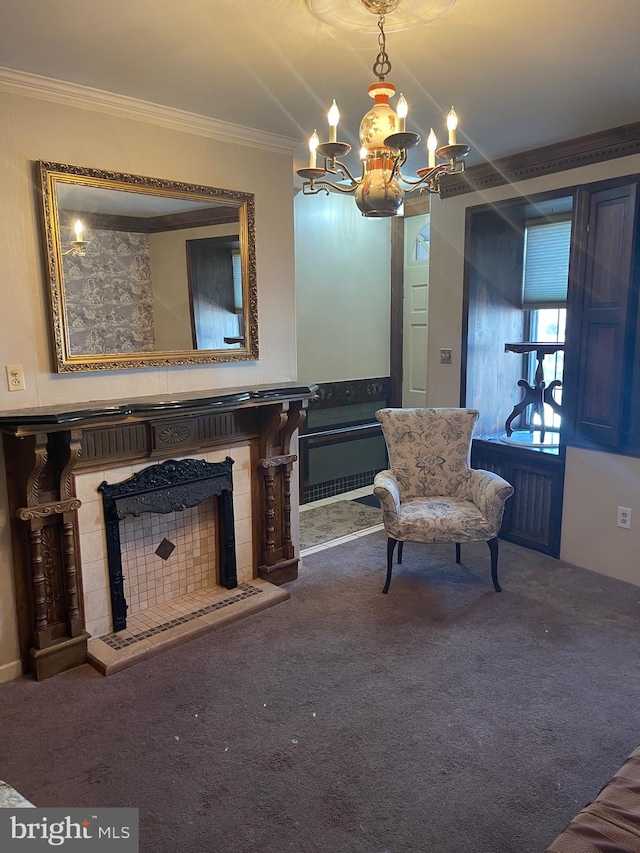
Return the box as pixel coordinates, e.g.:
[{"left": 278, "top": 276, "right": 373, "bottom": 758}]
[{"left": 299, "top": 499, "right": 382, "bottom": 550}]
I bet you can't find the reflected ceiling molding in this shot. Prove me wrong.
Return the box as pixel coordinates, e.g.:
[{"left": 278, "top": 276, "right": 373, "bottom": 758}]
[{"left": 0, "top": 66, "right": 299, "bottom": 156}]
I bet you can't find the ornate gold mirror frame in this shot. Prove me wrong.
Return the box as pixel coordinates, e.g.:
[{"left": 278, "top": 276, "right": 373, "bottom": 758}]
[{"left": 38, "top": 161, "right": 259, "bottom": 372}]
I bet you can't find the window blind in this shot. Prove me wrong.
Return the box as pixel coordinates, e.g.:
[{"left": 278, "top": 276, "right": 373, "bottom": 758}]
[{"left": 522, "top": 219, "right": 571, "bottom": 308}]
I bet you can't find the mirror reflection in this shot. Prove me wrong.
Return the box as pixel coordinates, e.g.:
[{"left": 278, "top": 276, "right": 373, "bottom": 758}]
[{"left": 39, "top": 162, "right": 258, "bottom": 371}]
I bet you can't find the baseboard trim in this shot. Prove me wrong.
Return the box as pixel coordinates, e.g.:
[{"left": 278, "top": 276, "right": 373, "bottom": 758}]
[{"left": 0, "top": 659, "right": 23, "bottom": 684}]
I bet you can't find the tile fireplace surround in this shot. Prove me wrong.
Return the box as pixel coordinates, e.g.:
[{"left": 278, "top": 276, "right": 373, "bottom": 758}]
[{"left": 0, "top": 382, "right": 316, "bottom": 680}]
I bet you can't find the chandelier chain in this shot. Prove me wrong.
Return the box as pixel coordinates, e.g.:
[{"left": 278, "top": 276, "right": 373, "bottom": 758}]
[{"left": 372, "top": 15, "right": 392, "bottom": 80}]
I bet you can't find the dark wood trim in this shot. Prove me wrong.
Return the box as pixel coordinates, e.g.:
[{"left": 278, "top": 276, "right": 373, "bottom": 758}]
[
  {"left": 560, "top": 186, "right": 591, "bottom": 450},
  {"left": 403, "top": 194, "right": 431, "bottom": 217},
  {"left": 307, "top": 377, "right": 390, "bottom": 411},
  {"left": 0, "top": 383, "right": 317, "bottom": 432},
  {"left": 471, "top": 438, "right": 564, "bottom": 558},
  {"left": 63, "top": 206, "right": 240, "bottom": 234},
  {"left": 441, "top": 121, "right": 640, "bottom": 198},
  {"left": 460, "top": 205, "right": 474, "bottom": 407},
  {"left": 390, "top": 218, "right": 404, "bottom": 406},
  {"left": 462, "top": 187, "right": 579, "bottom": 219},
  {"left": 461, "top": 186, "right": 579, "bottom": 414}
]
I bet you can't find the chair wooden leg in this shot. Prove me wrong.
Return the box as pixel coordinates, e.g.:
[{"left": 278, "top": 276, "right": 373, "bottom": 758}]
[
  {"left": 455, "top": 543, "right": 461, "bottom": 564},
  {"left": 384, "top": 538, "right": 398, "bottom": 594},
  {"left": 487, "top": 537, "right": 501, "bottom": 592},
  {"left": 398, "top": 540, "right": 404, "bottom": 564}
]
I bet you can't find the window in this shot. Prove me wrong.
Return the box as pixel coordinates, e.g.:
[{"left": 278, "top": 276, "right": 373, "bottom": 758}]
[
  {"left": 411, "top": 221, "right": 430, "bottom": 261},
  {"left": 526, "top": 307, "right": 566, "bottom": 430},
  {"left": 521, "top": 218, "right": 571, "bottom": 430}
]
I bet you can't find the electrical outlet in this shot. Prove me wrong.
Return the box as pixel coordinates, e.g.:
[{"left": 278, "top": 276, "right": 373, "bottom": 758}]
[
  {"left": 617, "top": 506, "right": 632, "bottom": 529},
  {"left": 6, "top": 364, "right": 26, "bottom": 392},
  {"left": 440, "top": 348, "right": 452, "bottom": 365}
]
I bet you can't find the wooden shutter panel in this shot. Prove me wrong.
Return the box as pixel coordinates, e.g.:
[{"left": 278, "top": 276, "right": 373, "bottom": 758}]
[{"left": 575, "top": 183, "right": 638, "bottom": 445}]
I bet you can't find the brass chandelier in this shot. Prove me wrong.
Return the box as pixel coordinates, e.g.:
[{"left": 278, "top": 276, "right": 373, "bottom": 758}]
[{"left": 297, "top": 0, "right": 469, "bottom": 217}]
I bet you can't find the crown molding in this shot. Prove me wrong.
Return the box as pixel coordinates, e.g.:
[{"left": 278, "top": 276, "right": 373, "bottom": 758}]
[
  {"left": 0, "top": 66, "right": 299, "bottom": 156},
  {"left": 440, "top": 121, "right": 640, "bottom": 198}
]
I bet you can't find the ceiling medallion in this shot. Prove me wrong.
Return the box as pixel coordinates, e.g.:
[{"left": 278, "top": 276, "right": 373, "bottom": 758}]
[
  {"left": 298, "top": 0, "right": 469, "bottom": 217},
  {"left": 306, "top": 0, "right": 457, "bottom": 33}
]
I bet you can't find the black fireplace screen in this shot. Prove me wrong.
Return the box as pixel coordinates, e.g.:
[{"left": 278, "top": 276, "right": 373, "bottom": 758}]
[{"left": 99, "top": 457, "right": 237, "bottom": 631}]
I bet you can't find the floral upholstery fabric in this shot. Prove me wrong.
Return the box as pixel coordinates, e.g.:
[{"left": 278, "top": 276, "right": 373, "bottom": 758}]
[
  {"left": 376, "top": 407, "right": 478, "bottom": 500},
  {"left": 374, "top": 408, "right": 513, "bottom": 544}
]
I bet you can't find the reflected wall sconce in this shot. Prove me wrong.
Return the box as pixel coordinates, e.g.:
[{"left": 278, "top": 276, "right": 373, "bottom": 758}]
[{"left": 62, "top": 219, "right": 87, "bottom": 256}]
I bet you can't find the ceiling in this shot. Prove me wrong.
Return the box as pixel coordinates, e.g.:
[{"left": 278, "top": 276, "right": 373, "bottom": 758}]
[{"left": 1, "top": 0, "right": 639, "bottom": 178}]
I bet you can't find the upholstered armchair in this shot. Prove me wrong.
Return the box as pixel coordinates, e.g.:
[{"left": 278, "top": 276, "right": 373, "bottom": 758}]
[{"left": 374, "top": 408, "right": 514, "bottom": 594}]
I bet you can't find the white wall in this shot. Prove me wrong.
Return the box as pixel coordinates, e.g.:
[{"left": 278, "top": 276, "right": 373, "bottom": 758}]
[
  {"left": 562, "top": 447, "right": 640, "bottom": 586},
  {"left": 295, "top": 191, "right": 390, "bottom": 383},
  {"left": 0, "top": 89, "right": 297, "bottom": 679},
  {"left": 427, "top": 153, "right": 640, "bottom": 586}
]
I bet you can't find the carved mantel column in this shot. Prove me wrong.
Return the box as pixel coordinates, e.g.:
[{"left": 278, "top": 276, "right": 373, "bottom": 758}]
[
  {"left": 11, "top": 429, "right": 88, "bottom": 680},
  {"left": 256, "top": 400, "right": 308, "bottom": 585}
]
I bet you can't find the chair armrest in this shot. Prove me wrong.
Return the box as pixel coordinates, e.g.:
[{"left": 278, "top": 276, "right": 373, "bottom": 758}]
[
  {"left": 466, "top": 469, "right": 514, "bottom": 532},
  {"left": 374, "top": 470, "right": 401, "bottom": 526}
]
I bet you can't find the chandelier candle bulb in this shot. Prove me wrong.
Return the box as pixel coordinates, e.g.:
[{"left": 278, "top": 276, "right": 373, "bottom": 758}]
[
  {"left": 74, "top": 219, "right": 83, "bottom": 241},
  {"left": 447, "top": 107, "right": 458, "bottom": 145},
  {"left": 309, "top": 130, "right": 319, "bottom": 168},
  {"left": 427, "top": 128, "right": 438, "bottom": 167},
  {"left": 397, "top": 94, "right": 408, "bottom": 132},
  {"left": 328, "top": 100, "right": 340, "bottom": 143},
  {"left": 359, "top": 146, "right": 368, "bottom": 175}
]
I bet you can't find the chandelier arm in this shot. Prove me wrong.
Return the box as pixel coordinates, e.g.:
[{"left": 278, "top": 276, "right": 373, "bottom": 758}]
[
  {"left": 388, "top": 149, "right": 407, "bottom": 181},
  {"left": 397, "top": 165, "right": 451, "bottom": 188},
  {"left": 307, "top": 178, "right": 361, "bottom": 195},
  {"left": 302, "top": 184, "right": 331, "bottom": 197},
  {"left": 330, "top": 159, "right": 363, "bottom": 186}
]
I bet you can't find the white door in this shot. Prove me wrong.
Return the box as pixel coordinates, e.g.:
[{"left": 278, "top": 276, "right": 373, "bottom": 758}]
[{"left": 402, "top": 214, "right": 430, "bottom": 407}]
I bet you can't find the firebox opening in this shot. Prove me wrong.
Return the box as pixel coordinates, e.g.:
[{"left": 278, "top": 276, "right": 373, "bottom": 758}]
[{"left": 99, "top": 457, "right": 237, "bottom": 632}]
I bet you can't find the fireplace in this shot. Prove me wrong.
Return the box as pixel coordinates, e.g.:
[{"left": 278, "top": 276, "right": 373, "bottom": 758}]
[
  {"left": 74, "top": 444, "right": 254, "bottom": 642},
  {"left": 0, "top": 382, "right": 316, "bottom": 679},
  {"left": 99, "top": 457, "right": 237, "bottom": 632}
]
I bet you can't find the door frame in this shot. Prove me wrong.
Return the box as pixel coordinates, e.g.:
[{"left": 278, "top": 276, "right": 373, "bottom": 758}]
[{"left": 389, "top": 195, "right": 431, "bottom": 406}]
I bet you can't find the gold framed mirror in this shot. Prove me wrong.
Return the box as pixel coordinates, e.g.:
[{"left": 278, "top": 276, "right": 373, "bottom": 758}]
[{"left": 38, "top": 161, "right": 259, "bottom": 372}]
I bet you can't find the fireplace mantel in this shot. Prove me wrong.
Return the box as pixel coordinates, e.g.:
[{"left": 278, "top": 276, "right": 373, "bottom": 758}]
[{"left": 0, "top": 382, "right": 317, "bottom": 680}]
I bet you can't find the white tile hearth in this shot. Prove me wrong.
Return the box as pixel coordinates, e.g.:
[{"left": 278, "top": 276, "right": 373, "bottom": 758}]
[{"left": 87, "top": 579, "right": 289, "bottom": 676}]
